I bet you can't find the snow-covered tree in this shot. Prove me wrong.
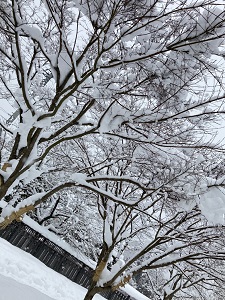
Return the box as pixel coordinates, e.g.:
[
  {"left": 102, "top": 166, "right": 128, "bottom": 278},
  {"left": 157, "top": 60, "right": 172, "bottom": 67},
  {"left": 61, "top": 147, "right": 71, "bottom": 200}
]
[
  {"left": 133, "top": 259, "right": 225, "bottom": 300},
  {"left": 1, "top": 0, "right": 225, "bottom": 299}
]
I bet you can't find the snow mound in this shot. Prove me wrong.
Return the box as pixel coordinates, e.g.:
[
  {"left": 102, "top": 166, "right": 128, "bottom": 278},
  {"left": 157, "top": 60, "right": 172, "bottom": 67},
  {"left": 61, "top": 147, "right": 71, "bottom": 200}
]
[{"left": 0, "top": 237, "right": 105, "bottom": 300}]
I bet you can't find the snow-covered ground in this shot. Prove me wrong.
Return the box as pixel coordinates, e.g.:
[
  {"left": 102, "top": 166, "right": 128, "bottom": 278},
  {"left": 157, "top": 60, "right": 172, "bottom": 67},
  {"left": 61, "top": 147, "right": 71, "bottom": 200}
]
[
  {"left": 0, "top": 275, "right": 55, "bottom": 300},
  {"left": 0, "top": 214, "right": 150, "bottom": 300},
  {"left": 0, "top": 237, "right": 150, "bottom": 300},
  {"left": 0, "top": 237, "right": 105, "bottom": 300}
]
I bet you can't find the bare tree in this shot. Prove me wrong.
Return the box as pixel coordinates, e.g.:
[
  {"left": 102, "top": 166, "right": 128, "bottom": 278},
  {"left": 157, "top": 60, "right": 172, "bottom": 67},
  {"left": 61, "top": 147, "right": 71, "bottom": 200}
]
[
  {"left": 1, "top": 0, "right": 225, "bottom": 299},
  {"left": 133, "top": 259, "right": 225, "bottom": 300}
]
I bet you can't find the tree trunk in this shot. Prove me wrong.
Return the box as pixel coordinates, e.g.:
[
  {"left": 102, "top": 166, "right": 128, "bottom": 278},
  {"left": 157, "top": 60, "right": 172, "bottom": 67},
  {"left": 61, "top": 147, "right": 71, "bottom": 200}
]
[
  {"left": 83, "top": 290, "right": 96, "bottom": 300},
  {"left": 83, "top": 282, "right": 98, "bottom": 300},
  {"left": 164, "top": 294, "right": 173, "bottom": 300}
]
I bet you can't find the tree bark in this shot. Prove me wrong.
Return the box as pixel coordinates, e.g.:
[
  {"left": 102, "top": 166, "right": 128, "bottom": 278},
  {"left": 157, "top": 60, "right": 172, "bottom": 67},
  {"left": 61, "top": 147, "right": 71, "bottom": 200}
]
[
  {"left": 83, "top": 290, "right": 96, "bottom": 300},
  {"left": 83, "top": 282, "right": 98, "bottom": 300}
]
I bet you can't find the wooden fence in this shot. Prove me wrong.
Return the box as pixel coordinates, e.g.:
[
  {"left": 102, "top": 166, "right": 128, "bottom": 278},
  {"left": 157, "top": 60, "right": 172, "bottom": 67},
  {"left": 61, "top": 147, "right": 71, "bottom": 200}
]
[{"left": 0, "top": 221, "right": 133, "bottom": 300}]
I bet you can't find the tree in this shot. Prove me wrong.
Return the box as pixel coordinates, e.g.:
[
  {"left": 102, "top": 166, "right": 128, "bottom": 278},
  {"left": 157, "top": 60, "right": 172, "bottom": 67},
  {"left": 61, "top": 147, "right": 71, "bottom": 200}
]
[
  {"left": 133, "top": 259, "right": 225, "bottom": 299},
  {"left": 1, "top": 0, "right": 225, "bottom": 299}
]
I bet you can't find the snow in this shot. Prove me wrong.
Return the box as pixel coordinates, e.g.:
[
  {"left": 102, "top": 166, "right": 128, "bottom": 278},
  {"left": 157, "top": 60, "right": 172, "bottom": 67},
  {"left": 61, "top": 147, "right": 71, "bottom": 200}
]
[
  {"left": 121, "top": 285, "right": 151, "bottom": 300},
  {"left": 0, "top": 193, "right": 46, "bottom": 222},
  {"left": 198, "top": 187, "right": 225, "bottom": 224},
  {"left": 0, "top": 232, "right": 151, "bottom": 300},
  {"left": 22, "top": 216, "right": 150, "bottom": 299},
  {"left": 196, "top": 7, "right": 225, "bottom": 35},
  {"left": 23, "top": 215, "right": 96, "bottom": 269},
  {"left": 104, "top": 218, "right": 113, "bottom": 247},
  {"left": 70, "top": 176, "right": 135, "bottom": 205},
  {"left": 71, "top": 172, "right": 87, "bottom": 183},
  {"left": 0, "top": 237, "right": 105, "bottom": 300},
  {"left": 98, "top": 106, "right": 131, "bottom": 134},
  {"left": 17, "top": 110, "right": 37, "bottom": 149},
  {"left": 35, "top": 117, "right": 52, "bottom": 128},
  {"left": 0, "top": 275, "right": 54, "bottom": 300},
  {"left": 58, "top": 49, "right": 72, "bottom": 85},
  {"left": 19, "top": 24, "right": 44, "bottom": 48}
]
